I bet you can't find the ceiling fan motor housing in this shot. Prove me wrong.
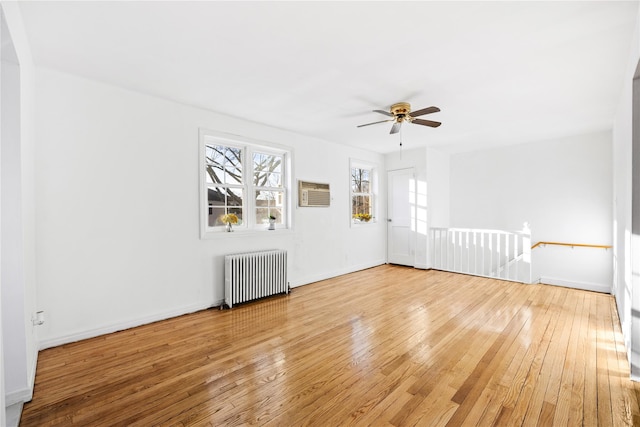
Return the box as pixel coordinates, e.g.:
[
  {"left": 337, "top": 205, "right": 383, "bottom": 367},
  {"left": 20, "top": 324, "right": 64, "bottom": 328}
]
[
  {"left": 391, "top": 102, "right": 411, "bottom": 122},
  {"left": 391, "top": 102, "right": 411, "bottom": 116}
]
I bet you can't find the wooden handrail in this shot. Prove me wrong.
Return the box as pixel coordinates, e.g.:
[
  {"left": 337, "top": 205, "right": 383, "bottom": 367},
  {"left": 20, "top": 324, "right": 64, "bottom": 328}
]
[{"left": 531, "top": 241, "right": 612, "bottom": 250}]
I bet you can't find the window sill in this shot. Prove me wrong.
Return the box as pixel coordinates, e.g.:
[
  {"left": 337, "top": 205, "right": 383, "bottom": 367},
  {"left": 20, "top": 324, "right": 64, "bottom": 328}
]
[
  {"left": 201, "top": 227, "right": 293, "bottom": 240},
  {"left": 351, "top": 220, "right": 377, "bottom": 227}
]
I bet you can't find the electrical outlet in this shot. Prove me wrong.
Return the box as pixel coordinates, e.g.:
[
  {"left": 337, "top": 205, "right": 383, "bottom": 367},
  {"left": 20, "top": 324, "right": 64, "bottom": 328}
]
[{"left": 32, "top": 311, "right": 44, "bottom": 326}]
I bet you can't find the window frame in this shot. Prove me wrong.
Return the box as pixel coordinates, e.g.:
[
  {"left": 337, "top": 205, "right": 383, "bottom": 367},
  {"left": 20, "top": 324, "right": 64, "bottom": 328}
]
[
  {"left": 200, "top": 129, "right": 292, "bottom": 238},
  {"left": 350, "top": 159, "right": 377, "bottom": 226}
]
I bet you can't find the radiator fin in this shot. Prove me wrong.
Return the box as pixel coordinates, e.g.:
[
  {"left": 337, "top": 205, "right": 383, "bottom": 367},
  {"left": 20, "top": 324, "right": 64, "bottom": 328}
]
[{"left": 224, "top": 250, "right": 288, "bottom": 308}]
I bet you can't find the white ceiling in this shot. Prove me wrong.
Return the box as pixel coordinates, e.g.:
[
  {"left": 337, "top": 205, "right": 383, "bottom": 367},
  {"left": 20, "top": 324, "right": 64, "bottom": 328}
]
[{"left": 18, "top": 1, "right": 640, "bottom": 154}]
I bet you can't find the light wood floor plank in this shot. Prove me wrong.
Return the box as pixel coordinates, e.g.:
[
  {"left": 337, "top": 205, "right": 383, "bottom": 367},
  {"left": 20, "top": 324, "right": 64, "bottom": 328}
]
[
  {"left": 494, "top": 283, "right": 558, "bottom": 423},
  {"left": 503, "top": 287, "right": 567, "bottom": 426},
  {"left": 20, "top": 265, "right": 639, "bottom": 426},
  {"left": 597, "top": 295, "right": 614, "bottom": 427},
  {"left": 608, "top": 297, "right": 637, "bottom": 427},
  {"left": 549, "top": 290, "right": 585, "bottom": 425},
  {"left": 567, "top": 291, "right": 589, "bottom": 426}
]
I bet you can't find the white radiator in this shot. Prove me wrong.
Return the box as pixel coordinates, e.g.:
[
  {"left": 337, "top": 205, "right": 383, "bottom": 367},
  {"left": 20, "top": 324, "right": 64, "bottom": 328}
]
[{"left": 224, "top": 249, "right": 288, "bottom": 308}]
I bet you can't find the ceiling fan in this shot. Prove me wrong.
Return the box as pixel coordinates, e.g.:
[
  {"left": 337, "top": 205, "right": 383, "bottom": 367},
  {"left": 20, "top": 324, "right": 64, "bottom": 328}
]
[{"left": 357, "top": 102, "right": 441, "bottom": 134}]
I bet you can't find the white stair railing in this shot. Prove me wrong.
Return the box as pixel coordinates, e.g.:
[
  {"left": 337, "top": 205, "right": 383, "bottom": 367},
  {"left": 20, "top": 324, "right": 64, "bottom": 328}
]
[{"left": 430, "top": 224, "right": 531, "bottom": 284}]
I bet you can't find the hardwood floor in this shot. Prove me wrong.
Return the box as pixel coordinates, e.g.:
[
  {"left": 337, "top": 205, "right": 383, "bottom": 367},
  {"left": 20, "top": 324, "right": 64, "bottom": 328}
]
[{"left": 20, "top": 265, "right": 640, "bottom": 426}]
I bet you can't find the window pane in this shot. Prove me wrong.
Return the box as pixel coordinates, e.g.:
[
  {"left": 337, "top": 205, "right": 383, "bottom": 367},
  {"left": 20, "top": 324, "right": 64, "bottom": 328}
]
[
  {"left": 208, "top": 187, "right": 225, "bottom": 207},
  {"left": 256, "top": 207, "right": 270, "bottom": 224},
  {"left": 224, "top": 167, "right": 242, "bottom": 185},
  {"left": 361, "top": 176, "right": 370, "bottom": 193},
  {"left": 225, "top": 147, "right": 243, "bottom": 183},
  {"left": 253, "top": 152, "right": 268, "bottom": 169},
  {"left": 352, "top": 195, "right": 371, "bottom": 215},
  {"left": 207, "top": 145, "right": 242, "bottom": 185},
  {"left": 256, "top": 190, "right": 276, "bottom": 207},
  {"left": 205, "top": 163, "right": 224, "bottom": 184},
  {"left": 225, "top": 147, "right": 242, "bottom": 171},
  {"left": 267, "top": 172, "right": 282, "bottom": 187},
  {"left": 254, "top": 152, "right": 282, "bottom": 185},
  {"left": 205, "top": 164, "right": 222, "bottom": 184},
  {"left": 255, "top": 190, "right": 284, "bottom": 223},
  {"left": 208, "top": 186, "right": 243, "bottom": 227},
  {"left": 254, "top": 152, "right": 282, "bottom": 173},
  {"left": 255, "top": 172, "right": 282, "bottom": 188},
  {"left": 205, "top": 144, "right": 224, "bottom": 165},
  {"left": 351, "top": 167, "right": 371, "bottom": 193},
  {"left": 227, "top": 188, "right": 242, "bottom": 206},
  {"left": 227, "top": 188, "right": 243, "bottom": 207},
  {"left": 209, "top": 207, "right": 225, "bottom": 227}
]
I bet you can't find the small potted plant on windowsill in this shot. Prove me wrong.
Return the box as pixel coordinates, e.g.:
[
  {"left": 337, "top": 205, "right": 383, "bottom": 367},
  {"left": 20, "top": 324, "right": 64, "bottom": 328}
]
[{"left": 268, "top": 215, "right": 276, "bottom": 231}]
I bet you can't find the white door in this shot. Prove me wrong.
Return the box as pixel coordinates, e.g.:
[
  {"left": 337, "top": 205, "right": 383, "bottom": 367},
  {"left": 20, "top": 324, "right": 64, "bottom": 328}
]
[{"left": 387, "top": 168, "right": 415, "bottom": 266}]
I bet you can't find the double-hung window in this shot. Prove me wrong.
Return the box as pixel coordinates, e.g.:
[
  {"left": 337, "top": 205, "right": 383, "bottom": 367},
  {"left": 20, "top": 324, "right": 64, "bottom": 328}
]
[
  {"left": 253, "top": 151, "right": 285, "bottom": 225},
  {"left": 350, "top": 160, "right": 376, "bottom": 224},
  {"left": 201, "top": 130, "right": 290, "bottom": 236}
]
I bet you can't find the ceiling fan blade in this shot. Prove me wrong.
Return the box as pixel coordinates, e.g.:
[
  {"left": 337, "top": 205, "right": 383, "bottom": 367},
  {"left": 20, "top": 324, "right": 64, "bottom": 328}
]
[
  {"left": 390, "top": 122, "right": 402, "bottom": 134},
  {"left": 412, "top": 118, "right": 442, "bottom": 128},
  {"left": 409, "top": 106, "right": 440, "bottom": 118},
  {"left": 357, "top": 119, "right": 393, "bottom": 128},
  {"left": 373, "top": 109, "right": 394, "bottom": 117}
]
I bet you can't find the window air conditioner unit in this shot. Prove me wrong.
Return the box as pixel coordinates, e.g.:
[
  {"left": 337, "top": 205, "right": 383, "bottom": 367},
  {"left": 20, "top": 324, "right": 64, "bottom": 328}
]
[{"left": 299, "top": 181, "right": 330, "bottom": 207}]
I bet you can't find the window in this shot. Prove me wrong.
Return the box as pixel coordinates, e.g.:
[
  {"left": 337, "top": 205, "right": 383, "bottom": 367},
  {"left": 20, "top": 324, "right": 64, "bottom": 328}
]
[
  {"left": 351, "top": 161, "right": 376, "bottom": 224},
  {"left": 253, "top": 151, "right": 285, "bottom": 225},
  {"left": 201, "top": 130, "right": 290, "bottom": 236}
]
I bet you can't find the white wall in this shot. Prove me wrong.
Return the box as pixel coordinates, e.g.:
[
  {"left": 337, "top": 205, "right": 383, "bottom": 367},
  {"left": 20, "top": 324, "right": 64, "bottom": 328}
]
[
  {"left": 426, "top": 148, "right": 450, "bottom": 230},
  {"left": 613, "top": 72, "right": 634, "bottom": 377},
  {"left": 450, "top": 131, "right": 613, "bottom": 292},
  {"left": 613, "top": 5, "right": 640, "bottom": 379},
  {"left": 34, "top": 68, "right": 387, "bottom": 348},
  {"left": 2, "top": 32, "right": 27, "bottom": 401},
  {"left": 1, "top": 1, "right": 38, "bottom": 418}
]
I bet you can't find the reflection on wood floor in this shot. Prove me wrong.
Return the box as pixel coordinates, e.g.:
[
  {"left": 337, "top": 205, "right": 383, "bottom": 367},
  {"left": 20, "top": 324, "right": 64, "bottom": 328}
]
[{"left": 20, "top": 265, "right": 640, "bottom": 426}]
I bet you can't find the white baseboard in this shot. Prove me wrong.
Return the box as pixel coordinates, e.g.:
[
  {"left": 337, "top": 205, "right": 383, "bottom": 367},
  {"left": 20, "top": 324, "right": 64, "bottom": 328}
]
[
  {"left": 6, "top": 402, "right": 23, "bottom": 427},
  {"left": 289, "top": 260, "right": 386, "bottom": 288},
  {"left": 536, "top": 276, "right": 611, "bottom": 294},
  {"left": 4, "top": 347, "right": 37, "bottom": 407},
  {"left": 39, "top": 261, "right": 388, "bottom": 349},
  {"left": 38, "top": 301, "right": 211, "bottom": 350},
  {"left": 5, "top": 387, "right": 30, "bottom": 407}
]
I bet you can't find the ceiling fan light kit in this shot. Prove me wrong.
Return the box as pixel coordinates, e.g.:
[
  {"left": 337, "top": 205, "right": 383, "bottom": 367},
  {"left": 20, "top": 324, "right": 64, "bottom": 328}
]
[{"left": 357, "top": 102, "right": 442, "bottom": 135}]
